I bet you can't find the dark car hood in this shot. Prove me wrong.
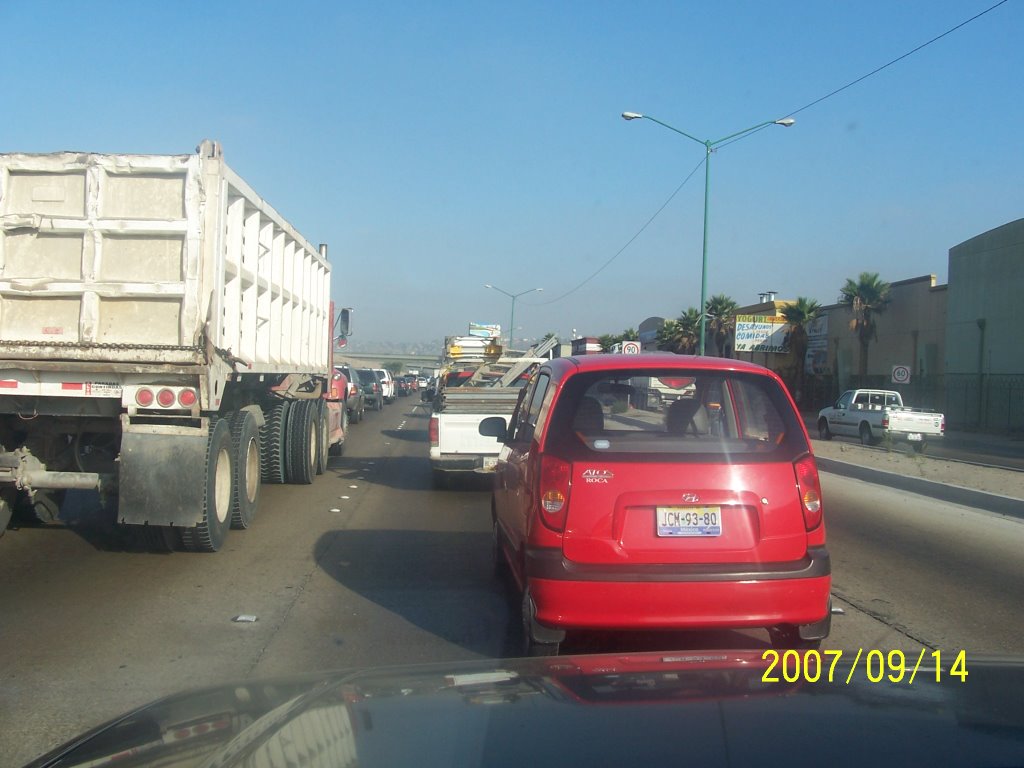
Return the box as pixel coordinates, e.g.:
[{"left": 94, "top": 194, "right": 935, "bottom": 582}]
[{"left": 28, "top": 651, "right": 1024, "bottom": 768}]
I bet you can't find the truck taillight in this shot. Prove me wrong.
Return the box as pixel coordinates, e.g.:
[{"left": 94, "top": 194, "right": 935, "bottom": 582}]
[
  {"left": 135, "top": 388, "right": 155, "bottom": 407},
  {"left": 538, "top": 455, "right": 571, "bottom": 532},
  {"left": 881, "top": 414, "right": 889, "bottom": 429},
  {"left": 429, "top": 415, "right": 439, "bottom": 447},
  {"left": 940, "top": 416, "right": 945, "bottom": 434},
  {"left": 178, "top": 388, "right": 197, "bottom": 407},
  {"left": 793, "top": 454, "right": 823, "bottom": 531},
  {"left": 157, "top": 388, "right": 176, "bottom": 407}
]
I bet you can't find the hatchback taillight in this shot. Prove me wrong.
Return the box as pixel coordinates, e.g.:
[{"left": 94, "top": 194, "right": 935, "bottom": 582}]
[
  {"left": 793, "top": 454, "right": 824, "bottom": 531},
  {"left": 538, "top": 455, "right": 571, "bottom": 532},
  {"left": 429, "top": 415, "right": 439, "bottom": 447}
]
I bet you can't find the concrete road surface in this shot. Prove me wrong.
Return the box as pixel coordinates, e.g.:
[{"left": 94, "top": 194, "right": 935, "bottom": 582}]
[{"left": 2, "top": 398, "right": 1022, "bottom": 765}]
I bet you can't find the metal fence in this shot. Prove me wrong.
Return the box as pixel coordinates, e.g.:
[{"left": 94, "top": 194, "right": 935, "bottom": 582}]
[{"left": 945, "top": 374, "right": 1024, "bottom": 432}]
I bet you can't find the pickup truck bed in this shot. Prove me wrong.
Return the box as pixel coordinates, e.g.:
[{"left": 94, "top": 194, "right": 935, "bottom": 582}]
[{"left": 429, "top": 387, "right": 522, "bottom": 486}]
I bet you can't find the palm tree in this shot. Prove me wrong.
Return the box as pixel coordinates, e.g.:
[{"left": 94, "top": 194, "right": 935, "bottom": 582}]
[
  {"left": 655, "top": 320, "right": 679, "bottom": 352},
  {"left": 781, "top": 297, "right": 822, "bottom": 398},
  {"left": 597, "top": 333, "right": 620, "bottom": 353},
  {"left": 656, "top": 308, "right": 701, "bottom": 353},
  {"left": 839, "top": 272, "right": 891, "bottom": 378},
  {"left": 621, "top": 328, "right": 639, "bottom": 341},
  {"left": 704, "top": 294, "right": 739, "bottom": 357}
]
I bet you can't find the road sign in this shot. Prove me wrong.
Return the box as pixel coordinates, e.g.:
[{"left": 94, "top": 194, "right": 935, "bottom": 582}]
[
  {"left": 891, "top": 365, "right": 911, "bottom": 384},
  {"left": 622, "top": 341, "right": 641, "bottom": 355}
]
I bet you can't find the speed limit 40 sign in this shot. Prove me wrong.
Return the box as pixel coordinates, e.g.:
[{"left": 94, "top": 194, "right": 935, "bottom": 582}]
[{"left": 891, "top": 365, "right": 911, "bottom": 384}]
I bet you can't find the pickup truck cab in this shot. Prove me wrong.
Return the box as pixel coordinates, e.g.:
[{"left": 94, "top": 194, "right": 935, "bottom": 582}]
[{"left": 817, "top": 389, "right": 944, "bottom": 451}]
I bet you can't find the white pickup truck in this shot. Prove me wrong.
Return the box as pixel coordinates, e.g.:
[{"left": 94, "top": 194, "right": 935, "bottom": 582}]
[
  {"left": 817, "top": 389, "right": 945, "bottom": 451},
  {"left": 428, "top": 340, "right": 556, "bottom": 488}
]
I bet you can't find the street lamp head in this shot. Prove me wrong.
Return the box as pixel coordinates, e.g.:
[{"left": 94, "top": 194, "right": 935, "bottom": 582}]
[
  {"left": 774, "top": 117, "right": 796, "bottom": 127},
  {"left": 621, "top": 112, "right": 643, "bottom": 121},
  {"left": 483, "top": 283, "right": 493, "bottom": 288}
]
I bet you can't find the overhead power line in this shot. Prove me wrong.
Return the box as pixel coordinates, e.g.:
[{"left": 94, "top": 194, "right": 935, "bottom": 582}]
[{"left": 536, "top": 0, "right": 1010, "bottom": 306}]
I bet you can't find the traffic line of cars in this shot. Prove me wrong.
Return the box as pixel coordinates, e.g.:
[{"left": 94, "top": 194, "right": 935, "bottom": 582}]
[{"left": 332, "top": 366, "right": 423, "bottom": 439}]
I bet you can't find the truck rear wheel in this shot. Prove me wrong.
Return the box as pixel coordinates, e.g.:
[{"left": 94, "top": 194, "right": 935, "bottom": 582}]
[
  {"left": 315, "top": 401, "right": 329, "bottom": 475},
  {"left": 230, "top": 410, "right": 261, "bottom": 529},
  {"left": 180, "top": 418, "right": 234, "bottom": 553},
  {"left": 859, "top": 423, "right": 874, "bottom": 446},
  {"left": 287, "top": 400, "right": 317, "bottom": 484},
  {"left": 260, "top": 401, "right": 291, "bottom": 484}
]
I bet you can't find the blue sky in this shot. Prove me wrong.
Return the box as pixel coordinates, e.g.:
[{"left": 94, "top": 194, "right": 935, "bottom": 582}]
[{"left": 3, "top": 1, "right": 1020, "bottom": 347}]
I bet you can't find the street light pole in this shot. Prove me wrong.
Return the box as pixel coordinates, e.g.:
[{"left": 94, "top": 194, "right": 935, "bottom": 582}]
[
  {"left": 483, "top": 284, "right": 543, "bottom": 349},
  {"left": 622, "top": 112, "right": 794, "bottom": 355}
]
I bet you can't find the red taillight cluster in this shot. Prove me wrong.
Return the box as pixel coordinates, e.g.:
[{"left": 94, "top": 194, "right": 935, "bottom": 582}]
[
  {"left": 429, "top": 415, "right": 439, "bottom": 447},
  {"left": 538, "top": 455, "right": 572, "bottom": 532},
  {"left": 793, "top": 454, "right": 824, "bottom": 531},
  {"left": 134, "top": 387, "right": 198, "bottom": 409},
  {"left": 881, "top": 414, "right": 889, "bottom": 429}
]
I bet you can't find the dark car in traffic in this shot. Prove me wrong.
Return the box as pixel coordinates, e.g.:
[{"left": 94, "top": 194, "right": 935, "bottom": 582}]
[
  {"left": 335, "top": 364, "right": 366, "bottom": 423},
  {"left": 357, "top": 368, "right": 384, "bottom": 411}
]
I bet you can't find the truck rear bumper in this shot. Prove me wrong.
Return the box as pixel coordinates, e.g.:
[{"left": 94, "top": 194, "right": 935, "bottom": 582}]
[
  {"left": 430, "top": 454, "right": 497, "bottom": 472},
  {"left": 888, "top": 431, "right": 943, "bottom": 442}
]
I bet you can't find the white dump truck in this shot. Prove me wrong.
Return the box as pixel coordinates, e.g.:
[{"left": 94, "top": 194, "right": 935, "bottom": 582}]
[{"left": 0, "top": 140, "right": 350, "bottom": 550}]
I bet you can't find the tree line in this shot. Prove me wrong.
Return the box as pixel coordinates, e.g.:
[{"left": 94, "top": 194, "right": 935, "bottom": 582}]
[{"left": 597, "top": 272, "right": 892, "bottom": 395}]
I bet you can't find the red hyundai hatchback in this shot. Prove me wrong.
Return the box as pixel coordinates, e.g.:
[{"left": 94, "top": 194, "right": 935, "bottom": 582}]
[{"left": 481, "top": 353, "right": 831, "bottom": 654}]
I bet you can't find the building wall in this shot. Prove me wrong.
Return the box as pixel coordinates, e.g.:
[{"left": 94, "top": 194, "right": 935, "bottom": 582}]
[
  {"left": 946, "top": 218, "right": 1024, "bottom": 377},
  {"left": 944, "top": 218, "right": 1024, "bottom": 430},
  {"left": 825, "top": 275, "right": 947, "bottom": 400}
]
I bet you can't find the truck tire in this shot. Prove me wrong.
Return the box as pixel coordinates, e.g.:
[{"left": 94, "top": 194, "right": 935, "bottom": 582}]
[
  {"left": 230, "top": 410, "right": 261, "bottom": 529},
  {"left": 180, "top": 418, "right": 234, "bottom": 553},
  {"left": 128, "top": 523, "right": 179, "bottom": 553},
  {"left": 859, "top": 423, "right": 874, "bottom": 446},
  {"left": 260, "top": 401, "right": 291, "bottom": 484},
  {"left": 287, "top": 400, "right": 317, "bottom": 485},
  {"left": 315, "top": 401, "right": 329, "bottom": 475},
  {"left": 818, "top": 419, "right": 832, "bottom": 440}
]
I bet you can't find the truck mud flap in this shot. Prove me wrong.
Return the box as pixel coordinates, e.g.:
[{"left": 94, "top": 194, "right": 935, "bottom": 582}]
[{"left": 118, "top": 429, "right": 208, "bottom": 527}]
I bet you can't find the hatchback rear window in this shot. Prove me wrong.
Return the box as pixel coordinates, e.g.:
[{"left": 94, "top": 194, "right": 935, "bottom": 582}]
[{"left": 546, "top": 368, "right": 807, "bottom": 460}]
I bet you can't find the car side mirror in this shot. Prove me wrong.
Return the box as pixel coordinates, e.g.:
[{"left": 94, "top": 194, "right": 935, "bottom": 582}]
[{"left": 479, "top": 416, "right": 509, "bottom": 441}]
